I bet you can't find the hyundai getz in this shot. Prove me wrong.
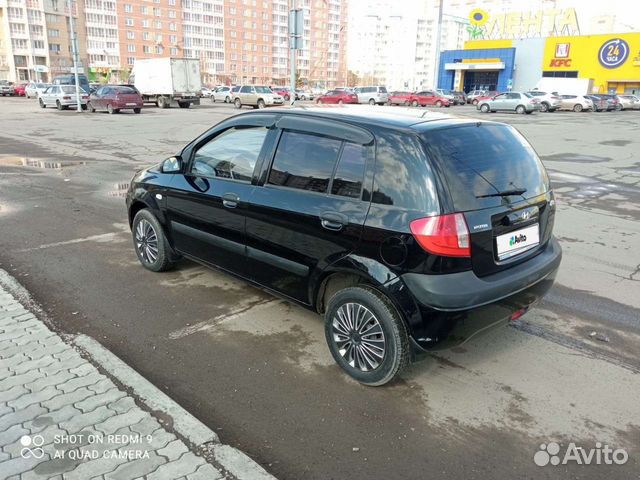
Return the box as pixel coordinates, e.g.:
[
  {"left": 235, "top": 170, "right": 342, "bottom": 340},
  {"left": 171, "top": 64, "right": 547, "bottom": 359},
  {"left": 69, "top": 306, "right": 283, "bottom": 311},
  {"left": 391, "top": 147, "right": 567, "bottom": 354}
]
[{"left": 126, "top": 107, "right": 561, "bottom": 386}]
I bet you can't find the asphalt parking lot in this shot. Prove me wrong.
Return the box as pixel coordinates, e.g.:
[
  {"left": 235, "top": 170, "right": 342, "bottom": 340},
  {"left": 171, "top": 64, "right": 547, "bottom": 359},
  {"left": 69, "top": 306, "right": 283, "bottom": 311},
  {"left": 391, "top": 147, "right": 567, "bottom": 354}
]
[{"left": 1, "top": 97, "right": 639, "bottom": 479}]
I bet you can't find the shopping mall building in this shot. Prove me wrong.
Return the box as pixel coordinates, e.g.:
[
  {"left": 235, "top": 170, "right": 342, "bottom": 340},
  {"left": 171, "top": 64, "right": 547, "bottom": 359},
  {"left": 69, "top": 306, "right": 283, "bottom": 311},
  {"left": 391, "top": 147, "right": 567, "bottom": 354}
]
[{"left": 438, "top": 32, "right": 640, "bottom": 95}]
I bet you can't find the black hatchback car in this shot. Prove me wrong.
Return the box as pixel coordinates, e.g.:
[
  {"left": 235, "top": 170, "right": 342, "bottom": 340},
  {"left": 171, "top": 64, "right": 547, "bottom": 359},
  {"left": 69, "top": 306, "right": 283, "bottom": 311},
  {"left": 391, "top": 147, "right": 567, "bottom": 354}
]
[{"left": 126, "top": 107, "right": 561, "bottom": 386}]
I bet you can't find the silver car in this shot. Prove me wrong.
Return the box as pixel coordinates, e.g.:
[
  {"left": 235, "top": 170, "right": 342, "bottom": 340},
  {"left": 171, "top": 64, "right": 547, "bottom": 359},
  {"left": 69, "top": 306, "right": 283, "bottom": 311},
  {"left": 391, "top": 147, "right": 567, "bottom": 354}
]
[
  {"left": 526, "top": 91, "right": 562, "bottom": 112},
  {"left": 354, "top": 86, "right": 389, "bottom": 105},
  {"left": 477, "top": 92, "right": 539, "bottom": 114},
  {"left": 617, "top": 95, "right": 640, "bottom": 110},
  {"left": 25, "top": 82, "right": 50, "bottom": 99},
  {"left": 212, "top": 86, "right": 233, "bottom": 103},
  {"left": 232, "top": 85, "right": 283, "bottom": 109},
  {"left": 466, "top": 89, "right": 486, "bottom": 104},
  {"left": 558, "top": 94, "right": 593, "bottom": 112},
  {"left": 38, "top": 85, "right": 89, "bottom": 110}
]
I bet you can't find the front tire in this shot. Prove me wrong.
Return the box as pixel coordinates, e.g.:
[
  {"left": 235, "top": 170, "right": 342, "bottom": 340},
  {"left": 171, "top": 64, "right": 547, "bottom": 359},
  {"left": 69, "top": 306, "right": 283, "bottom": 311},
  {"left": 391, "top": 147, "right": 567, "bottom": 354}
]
[
  {"left": 133, "top": 108, "right": 141, "bottom": 114},
  {"left": 87, "top": 102, "right": 95, "bottom": 113},
  {"left": 411, "top": 100, "right": 419, "bottom": 107},
  {"left": 107, "top": 104, "right": 117, "bottom": 114},
  {"left": 338, "top": 99, "right": 344, "bottom": 105},
  {"left": 132, "top": 209, "right": 175, "bottom": 272},
  {"left": 516, "top": 105, "right": 526, "bottom": 114},
  {"left": 435, "top": 100, "right": 442, "bottom": 108},
  {"left": 325, "top": 286, "right": 410, "bottom": 386},
  {"left": 39, "top": 98, "right": 46, "bottom": 108},
  {"left": 257, "top": 99, "right": 266, "bottom": 109},
  {"left": 480, "top": 103, "right": 490, "bottom": 113}
]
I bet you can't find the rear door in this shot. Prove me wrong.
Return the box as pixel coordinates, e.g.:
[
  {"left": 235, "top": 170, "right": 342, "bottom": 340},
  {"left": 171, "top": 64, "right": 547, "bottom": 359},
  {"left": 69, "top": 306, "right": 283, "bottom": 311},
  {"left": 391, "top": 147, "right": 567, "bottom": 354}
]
[
  {"left": 422, "top": 123, "right": 555, "bottom": 277},
  {"left": 245, "top": 116, "right": 374, "bottom": 303}
]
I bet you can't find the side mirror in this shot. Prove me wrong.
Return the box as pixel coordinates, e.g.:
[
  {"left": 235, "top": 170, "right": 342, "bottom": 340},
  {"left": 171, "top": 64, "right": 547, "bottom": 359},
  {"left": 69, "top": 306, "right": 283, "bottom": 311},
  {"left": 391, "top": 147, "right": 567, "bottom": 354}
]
[{"left": 161, "top": 156, "right": 182, "bottom": 173}]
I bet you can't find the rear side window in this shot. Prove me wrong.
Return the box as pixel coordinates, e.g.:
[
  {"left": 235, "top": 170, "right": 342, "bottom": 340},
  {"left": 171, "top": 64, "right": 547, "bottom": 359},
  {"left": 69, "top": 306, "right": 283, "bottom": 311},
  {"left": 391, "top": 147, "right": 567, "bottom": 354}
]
[
  {"left": 331, "top": 143, "right": 366, "bottom": 198},
  {"left": 114, "top": 86, "right": 137, "bottom": 94},
  {"left": 422, "top": 124, "right": 550, "bottom": 211},
  {"left": 268, "top": 131, "right": 341, "bottom": 193},
  {"left": 379, "top": 86, "right": 387, "bottom": 93}
]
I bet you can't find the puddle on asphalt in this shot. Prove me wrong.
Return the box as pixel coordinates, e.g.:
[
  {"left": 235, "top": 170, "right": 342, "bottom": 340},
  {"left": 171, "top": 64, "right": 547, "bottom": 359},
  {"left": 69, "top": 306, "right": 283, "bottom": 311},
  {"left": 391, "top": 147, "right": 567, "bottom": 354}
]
[
  {"left": 107, "top": 182, "right": 130, "bottom": 197},
  {"left": 542, "top": 153, "right": 611, "bottom": 163},
  {"left": 0, "top": 155, "right": 84, "bottom": 169}
]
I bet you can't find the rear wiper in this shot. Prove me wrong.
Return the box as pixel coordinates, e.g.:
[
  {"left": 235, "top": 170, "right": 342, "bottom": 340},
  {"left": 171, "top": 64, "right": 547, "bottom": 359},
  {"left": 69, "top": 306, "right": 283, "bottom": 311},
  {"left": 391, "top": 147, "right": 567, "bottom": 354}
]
[{"left": 476, "top": 188, "right": 527, "bottom": 198}]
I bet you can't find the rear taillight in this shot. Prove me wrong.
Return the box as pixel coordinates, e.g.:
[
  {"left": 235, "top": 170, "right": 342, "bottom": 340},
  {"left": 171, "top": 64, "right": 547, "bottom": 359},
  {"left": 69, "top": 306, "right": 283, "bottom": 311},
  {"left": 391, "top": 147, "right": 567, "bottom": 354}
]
[
  {"left": 62, "top": 96, "right": 71, "bottom": 99},
  {"left": 409, "top": 213, "right": 470, "bottom": 257}
]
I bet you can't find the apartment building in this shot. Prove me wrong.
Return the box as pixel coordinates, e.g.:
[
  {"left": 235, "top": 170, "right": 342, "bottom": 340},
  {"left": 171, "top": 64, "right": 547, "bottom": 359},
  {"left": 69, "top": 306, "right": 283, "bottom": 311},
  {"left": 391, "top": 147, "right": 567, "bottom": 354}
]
[
  {"left": 182, "top": 0, "right": 224, "bottom": 84},
  {"left": 44, "top": 0, "right": 87, "bottom": 78}
]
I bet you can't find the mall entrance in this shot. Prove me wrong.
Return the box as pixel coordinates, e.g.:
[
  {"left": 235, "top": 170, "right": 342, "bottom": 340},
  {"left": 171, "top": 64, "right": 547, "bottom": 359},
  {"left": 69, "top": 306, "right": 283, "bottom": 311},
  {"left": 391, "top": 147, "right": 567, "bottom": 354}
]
[{"left": 463, "top": 70, "right": 500, "bottom": 93}]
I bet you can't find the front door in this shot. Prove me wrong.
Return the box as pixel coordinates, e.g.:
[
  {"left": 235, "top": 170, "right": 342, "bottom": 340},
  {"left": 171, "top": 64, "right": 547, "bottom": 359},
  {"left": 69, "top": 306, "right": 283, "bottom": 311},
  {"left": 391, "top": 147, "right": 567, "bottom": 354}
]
[
  {"left": 491, "top": 93, "right": 508, "bottom": 110},
  {"left": 165, "top": 125, "right": 270, "bottom": 275},
  {"left": 246, "top": 124, "right": 372, "bottom": 303}
]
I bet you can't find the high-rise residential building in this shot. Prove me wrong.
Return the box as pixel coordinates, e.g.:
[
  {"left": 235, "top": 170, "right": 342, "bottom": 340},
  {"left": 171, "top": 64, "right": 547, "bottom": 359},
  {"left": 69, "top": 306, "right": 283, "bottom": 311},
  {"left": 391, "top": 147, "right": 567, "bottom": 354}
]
[
  {"left": 182, "top": 0, "right": 225, "bottom": 84},
  {"left": 1, "top": 0, "right": 349, "bottom": 86}
]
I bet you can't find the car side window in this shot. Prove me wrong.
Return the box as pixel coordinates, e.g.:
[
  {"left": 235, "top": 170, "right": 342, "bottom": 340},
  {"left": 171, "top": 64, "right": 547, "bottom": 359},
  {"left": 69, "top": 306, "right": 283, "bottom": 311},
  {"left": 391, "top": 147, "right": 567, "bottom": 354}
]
[
  {"left": 268, "top": 130, "right": 342, "bottom": 193},
  {"left": 240, "top": 86, "right": 251, "bottom": 93},
  {"left": 507, "top": 93, "right": 519, "bottom": 99},
  {"left": 191, "top": 127, "right": 268, "bottom": 182},
  {"left": 331, "top": 142, "right": 367, "bottom": 199}
]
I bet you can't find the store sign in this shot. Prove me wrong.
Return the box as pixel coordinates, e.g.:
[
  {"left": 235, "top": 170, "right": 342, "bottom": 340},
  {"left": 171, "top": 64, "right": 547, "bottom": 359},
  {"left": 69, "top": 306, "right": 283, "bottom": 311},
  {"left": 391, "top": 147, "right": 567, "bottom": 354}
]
[
  {"left": 555, "top": 43, "right": 570, "bottom": 58},
  {"left": 484, "top": 8, "right": 579, "bottom": 39},
  {"left": 598, "top": 38, "right": 630, "bottom": 69},
  {"left": 549, "top": 59, "right": 572, "bottom": 67}
]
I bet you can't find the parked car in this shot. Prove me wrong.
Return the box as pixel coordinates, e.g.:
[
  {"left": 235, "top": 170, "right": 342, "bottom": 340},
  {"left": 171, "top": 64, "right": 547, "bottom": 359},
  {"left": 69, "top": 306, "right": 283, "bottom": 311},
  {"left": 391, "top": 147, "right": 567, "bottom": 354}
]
[
  {"left": 450, "top": 91, "right": 467, "bottom": 105},
  {"left": 88, "top": 85, "right": 143, "bottom": 114},
  {"left": 408, "top": 91, "right": 450, "bottom": 108},
  {"left": 466, "top": 89, "right": 486, "bottom": 104},
  {"left": 558, "top": 94, "right": 593, "bottom": 112},
  {"left": 595, "top": 94, "right": 621, "bottom": 111},
  {"left": 52, "top": 74, "right": 91, "bottom": 97},
  {"left": 14, "top": 83, "right": 28, "bottom": 97},
  {"left": 274, "top": 88, "right": 298, "bottom": 101},
  {"left": 212, "top": 86, "right": 233, "bottom": 103},
  {"left": 316, "top": 90, "right": 359, "bottom": 104},
  {"left": 232, "top": 85, "right": 283, "bottom": 109},
  {"left": 477, "top": 92, "right": 539, "bottom": 114},
  {"left": 526, "top": 91, "right": 562, "bottom": 112},
  {"left": 585, "top": 95, "right": 611, "bottom": 112},
  {"left": 354, "top": 86, "right": 389, "bottom": 105},
  {"left": 126, "top": 106, "right": 561, "bottom": 385},
  {"left": 296, "top": 89, "right": 314, "bottom": 101},
  {"left": 200, "top": 87, "right": 213, "bottom": 98},
  {"left": 435, "top": 89, "right": 456, "bottom": 104},
  {"left": 388, "top": 91, "right": 413, "bottom": 106},
  {"left": 25, "top": 82, "right": 50, "bottom": 99},
  {"left": 0, "top": 81, "right": 15, "bottom": 96},
  {"left": 472, "top": 91, "right": 500, "bottom": 105},
  {"left": 38, "top": 85, "right": 89, "bottom": 110},
  {"left": 617, "top": 95, "right": 640, "bottom": 110}
]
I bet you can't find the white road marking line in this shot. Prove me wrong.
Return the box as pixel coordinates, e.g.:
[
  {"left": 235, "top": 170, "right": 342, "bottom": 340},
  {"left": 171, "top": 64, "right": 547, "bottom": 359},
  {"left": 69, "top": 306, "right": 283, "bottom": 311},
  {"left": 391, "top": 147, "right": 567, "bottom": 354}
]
[
  {"left": 15, "top": 232, "right": 125, "bottom": 252},
  {"left": 169, "top": 298, "right": 282, "bottom": 340}
]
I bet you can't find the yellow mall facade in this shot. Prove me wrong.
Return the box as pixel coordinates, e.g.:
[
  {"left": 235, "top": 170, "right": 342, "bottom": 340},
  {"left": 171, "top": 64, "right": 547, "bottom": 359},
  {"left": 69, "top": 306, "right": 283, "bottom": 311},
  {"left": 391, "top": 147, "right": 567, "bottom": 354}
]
[{"left": 439, "top": 32, "right": 640, "bottom": 95}]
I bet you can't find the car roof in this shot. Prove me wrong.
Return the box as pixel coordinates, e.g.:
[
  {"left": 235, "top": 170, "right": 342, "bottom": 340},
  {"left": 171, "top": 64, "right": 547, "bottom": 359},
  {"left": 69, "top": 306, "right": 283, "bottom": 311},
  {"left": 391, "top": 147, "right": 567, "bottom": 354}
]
[{"left": 238, "top": 106, "right": 487, "bottom": 132}]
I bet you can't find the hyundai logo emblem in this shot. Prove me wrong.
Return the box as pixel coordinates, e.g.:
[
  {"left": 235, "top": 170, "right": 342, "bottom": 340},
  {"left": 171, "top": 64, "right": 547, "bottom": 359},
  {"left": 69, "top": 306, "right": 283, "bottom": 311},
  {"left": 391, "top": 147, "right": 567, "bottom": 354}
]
[{"left": 521, "top": 211, "right": 531, "bottom": 221}]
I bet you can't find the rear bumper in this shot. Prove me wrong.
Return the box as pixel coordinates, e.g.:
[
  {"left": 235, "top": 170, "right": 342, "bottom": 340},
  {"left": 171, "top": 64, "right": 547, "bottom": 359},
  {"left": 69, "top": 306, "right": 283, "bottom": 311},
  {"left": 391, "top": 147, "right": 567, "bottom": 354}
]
[{"left": 401, "top": 236, "right": 562, "bottom": 351}]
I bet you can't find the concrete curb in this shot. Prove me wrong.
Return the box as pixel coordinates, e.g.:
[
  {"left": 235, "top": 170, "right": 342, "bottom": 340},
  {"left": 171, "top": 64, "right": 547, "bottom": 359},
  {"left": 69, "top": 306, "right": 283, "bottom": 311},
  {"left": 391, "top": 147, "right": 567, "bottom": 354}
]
[
  {"left": 72, "top": 334, "right": 277, "bottom": 480},
  {"left": 72, "top": 334, "right": 219, "bottom": 446}
]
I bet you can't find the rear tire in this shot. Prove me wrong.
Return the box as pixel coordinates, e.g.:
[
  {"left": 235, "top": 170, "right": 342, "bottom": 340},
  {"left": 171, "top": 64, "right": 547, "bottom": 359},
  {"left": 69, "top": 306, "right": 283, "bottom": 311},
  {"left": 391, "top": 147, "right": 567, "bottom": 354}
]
[
  {"left": 178, "top": 102, "right": 190, "bottom": 108},
  {"left": 540, "top": 102, "right": 549, "bottom": 112},
  {"left": 411, "top": 100, "right": 419, "bottom": 107},
  {"left": 338, "top": 99, "right": 344, "bottom": 105},
  {"left": 435, "top": 100, "right": 442, "bottom": 108},
  {"left": 87, "top": 102, "right": 95, "bottom": 113},
  {"left": 472, "top": 99, "right": 479, "bottom": 105},
  {"left": 39, "top": 98, "right": 46, "bottom": 108},
  {"left": 368, "top": 98, "right": 376, "bottom": 105},
  {"left": 225, "top": 96, "right": 230, "bottom": 103},
  {"left": 157, "top": 96, "right": 170, "bottom": 109},
  {"left": 133, "top": 108, "right": 141, "bottom": 114},
  {"left": 316, "top": 98, "right": 322, "bottom": 104},
  {"left": 325, "top": 286, "right": 410, "bottom": 386},
  {"left": 234, "top": 98, "right": 242, "bottom": 109},
  {"left": 573, "top": 104, "right": 583, "bottom": 112},
  {"left": 56, "top": 100, "right": 64, "bottom": 111},
  {"left": 107, "top": 104, "right": 116, "bottom": 114},
  {"left": 132, "top": 209, "right": 175, "bottom": 272}
]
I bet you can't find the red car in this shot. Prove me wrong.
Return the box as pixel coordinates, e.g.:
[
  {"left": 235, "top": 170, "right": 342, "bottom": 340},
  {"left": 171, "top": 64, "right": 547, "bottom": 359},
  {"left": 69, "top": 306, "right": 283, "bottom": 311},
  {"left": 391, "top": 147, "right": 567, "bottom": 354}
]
[
  {"left": 316, "top": 90, "right": 358, "bottom": 104},
  {"left": 88, "top": 85, "right": 143, "bottom": 114},
  {"left": 389, "top": 91, "right": 413, "bottom": 106},
  {"left": 472, "top": 91, "right": 499, "bottom": 105},
  {"left": 408, "top": 91, "right": 450, "bottom": 107},
  {"left": 273, "top": 88, "right": 297, "bottom": 101},
  {"left": 14, "top": 83, "right": 27, "bottom": 96}
]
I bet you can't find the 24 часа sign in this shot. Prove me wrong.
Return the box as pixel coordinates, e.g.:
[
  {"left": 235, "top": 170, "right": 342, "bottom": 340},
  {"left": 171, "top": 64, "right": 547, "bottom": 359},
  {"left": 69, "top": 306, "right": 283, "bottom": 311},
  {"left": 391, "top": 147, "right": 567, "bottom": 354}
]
[{"left": 598, "top": 38, "right": 630, "bottom": 69}]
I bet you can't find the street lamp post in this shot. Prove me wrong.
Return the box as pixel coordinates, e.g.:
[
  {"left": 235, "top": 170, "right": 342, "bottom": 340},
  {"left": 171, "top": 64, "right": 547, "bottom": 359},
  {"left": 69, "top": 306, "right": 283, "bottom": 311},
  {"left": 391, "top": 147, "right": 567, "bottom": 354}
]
[{"left": 67, "top": 0, "right": 82, "bottom": 112}]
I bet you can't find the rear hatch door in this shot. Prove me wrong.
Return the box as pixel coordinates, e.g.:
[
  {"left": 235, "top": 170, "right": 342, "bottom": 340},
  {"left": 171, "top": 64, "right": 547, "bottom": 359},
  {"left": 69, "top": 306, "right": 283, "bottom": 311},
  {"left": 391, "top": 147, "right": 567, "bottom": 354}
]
[{"left": 421, "top": 122, "right": 555, "bottom": 277}]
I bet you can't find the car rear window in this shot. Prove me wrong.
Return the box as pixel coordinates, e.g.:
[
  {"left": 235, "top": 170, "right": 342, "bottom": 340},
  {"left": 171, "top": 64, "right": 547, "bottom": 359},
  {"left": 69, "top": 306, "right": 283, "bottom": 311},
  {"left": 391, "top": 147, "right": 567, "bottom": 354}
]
[
  {"left": 422, "top": 124, "right": 550, "bottom": 211},
  {"left": 114, "top": 86, "right": 137, "bottom": 94}
]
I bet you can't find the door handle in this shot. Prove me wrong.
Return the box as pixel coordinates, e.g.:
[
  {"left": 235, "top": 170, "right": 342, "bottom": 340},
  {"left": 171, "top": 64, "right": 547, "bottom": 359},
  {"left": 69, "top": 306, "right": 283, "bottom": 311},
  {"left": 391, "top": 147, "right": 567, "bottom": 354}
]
[
  {"left": 320, "top": 212, "right": 348, "bottom": 231},
  {"left": 222, "top": 192, "right": 240, "bottom": 209}
]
